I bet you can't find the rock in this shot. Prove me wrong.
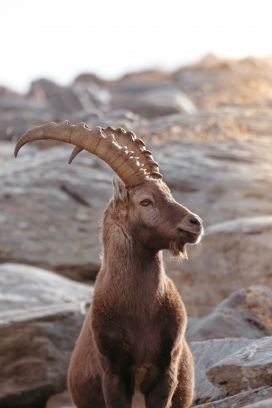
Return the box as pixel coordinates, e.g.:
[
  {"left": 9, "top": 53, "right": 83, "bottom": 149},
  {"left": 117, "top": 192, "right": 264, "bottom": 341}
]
[
  {"left": 68, "top": 109, "right": 148, "bottom": 134},
  {"left": 244, "top": 398, "right": 272, "bottom": 407},
  {"left": 186, "top": 286, "right": 272, "bottom": 341},
  {"left": 193, "top": 387, "right": 272, "bottom": 408},
  {"left": 47, "top": 86, "right": 85, "bottom": 116},
  {"left": 0, "top": 263, "right": 93, "bottom": 311},
  {"left": 189, "top": 338, "right": 254, "bottom": 405},
  {"left": 0, "top": 96, "right": 48, "bottom": 114},
  {"left": 0, "top": 263, "right": 93, "bottom": 408},
  {"left": 0, "top": 145, "right": 113, "bottom": 281},
  {"left": 73, "top": 72, "right": 110, "bottom": 88},
  {"left": 112, "top": 86, "right": 196, "bottom": 119},
  {"left": 46, "top": 390, "right": 75, "bottom": 408},
  {"left": 0, "top": 302, "right": 85, "bottom": 408},
  {"left": 73, "top": 82, "right": 111, "bottom": 111},
  {"left": 116, "top": 69, "right": 169, "bottom": 84},
  {"left": 28, "top": 78, "right": 60, "bottom": 102},
  {"left": 29, "top": 78, "right": 98, "bottom": 117},
  {"left": 206, "top": 337, "right": 272, "bottom": 396},
  {"left": 140, "top": 106, "right": 272, "bottom": 142},
  {"left": 0, "top": 85, "right": 22, "bottom": 98},
  {"left": 0, "top": 141, "right": 37, "bottom": 165},
  {"left": 0, "top": 96, "right": 53, "bottom": 141},
  {"left": 173, "top": 54, "right": 272, "bottom": 109}
]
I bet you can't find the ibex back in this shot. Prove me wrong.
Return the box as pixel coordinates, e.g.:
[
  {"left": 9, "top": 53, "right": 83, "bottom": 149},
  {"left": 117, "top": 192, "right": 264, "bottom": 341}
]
[{"left": 15, "top": 122, "right": 203, "bottom": 408}]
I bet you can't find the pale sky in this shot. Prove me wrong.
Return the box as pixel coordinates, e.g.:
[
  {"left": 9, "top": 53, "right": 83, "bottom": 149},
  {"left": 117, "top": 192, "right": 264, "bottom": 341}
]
[{"left": 1, "top": 0, "right": 272, "bottom": 92}]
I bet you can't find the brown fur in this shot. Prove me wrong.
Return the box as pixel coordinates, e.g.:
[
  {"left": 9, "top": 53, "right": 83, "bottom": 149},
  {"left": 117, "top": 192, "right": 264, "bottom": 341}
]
[{"left": 68, "top": 177, "right": 203, "bottom": 408}]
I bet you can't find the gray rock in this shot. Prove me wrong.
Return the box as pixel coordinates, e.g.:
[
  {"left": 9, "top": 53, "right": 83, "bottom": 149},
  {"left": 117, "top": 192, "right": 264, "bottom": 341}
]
[
  {"left": 0, "top": 145, "right": 112, "bottom": 281},
  {"left": 142, "top": 106, "right": 272, "bottom": 141},
  {"left": 173, "top": 54, "right": 272, "bottom": 109},
  {"left": 206, "top": 337, "right": 272, "bottom": 395},
  {"left": 186, "top": 286, "right": 272, "bottom": 342},
  {"left": 0, "top": 302, "right": 85, "bottom": 408},
  {"left": 189, "top": 338, "right": 254, "bottom": 405},
  {"left": 0, "top": 96, "right": 53, "bottom": 141},
  {"left": 193, "top": 387, "right": 272, "bottom": 408},
  {"left": 68, "top": 109, "right": 148, "bottom": 134},
  {"left": 244, "top": 397, "right": 272, "bottom": 407},
  {"left": 112, "top": 86, "right": 196, "bottom": 119},
  {"left": 0, "top": 263, "right": 93, "bottom": 311},
  {"left": 0, "top": 263, "right": 93, "bottom": 408}
]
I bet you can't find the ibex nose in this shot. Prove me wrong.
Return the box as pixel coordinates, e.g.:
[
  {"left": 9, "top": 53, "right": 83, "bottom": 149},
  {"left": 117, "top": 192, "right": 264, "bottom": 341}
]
[{"left": 190, "top": 217, "right": 202, "bottom": 226}]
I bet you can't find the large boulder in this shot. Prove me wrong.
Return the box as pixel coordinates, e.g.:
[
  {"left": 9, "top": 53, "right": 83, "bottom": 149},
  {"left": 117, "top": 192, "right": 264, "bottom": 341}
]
[
  {"left": 68, "top": 109, "right": 148, "bottom": 135},
  {"left": 112, "top": 85, "right": 196, "bottom": 119},
  {"left": 186, "top": 286, "right": 272, "bottom": 342},
  {"left": 244, "top": 398, "right": 272, "bottom": 408},
  {"left": 206, "top": 337, "right": 272, "bottom": 396},
  {"left": 189, "top": 338, "right": 254, "bottom": 405},
  {"left": 193, "top": 387, "right": 272, "bottom": 408},
  {"left": 173, "top": 54, "right": 272, "bottom": 109},
  {"left": 140, "top": 105, "right": 272, "bottom": 142},
  {"left": 0, "top": 145, "right": 112, "bottom": 281},
  {"left": 0, "top": 96, "right": 53, "bottom": 141},
  {"left": 0, "top": 263, "right": 93, "bottom": 408}
]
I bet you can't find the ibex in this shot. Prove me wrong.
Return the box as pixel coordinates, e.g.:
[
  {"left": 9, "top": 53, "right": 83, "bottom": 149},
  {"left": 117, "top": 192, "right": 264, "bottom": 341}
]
[{"left": 15, "top": 121, "right": 203, "bottom": 408}]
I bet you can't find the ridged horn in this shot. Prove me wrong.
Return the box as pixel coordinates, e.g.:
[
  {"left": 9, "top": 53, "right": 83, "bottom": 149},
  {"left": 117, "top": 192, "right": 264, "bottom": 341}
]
[
  {"left": 14, "top": 121, "right": 147, "bottom": 187},
  {"left": 69, "top": 126, "right": 162, "bottom": 180}
]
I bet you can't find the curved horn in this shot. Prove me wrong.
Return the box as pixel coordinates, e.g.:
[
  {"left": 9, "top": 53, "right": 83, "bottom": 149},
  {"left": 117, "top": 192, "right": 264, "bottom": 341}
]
[
  {"left": 14, "top": 121, "right": 147, "bottom": 187},
  {"left": 69, "top": 126, "right": 162, "bottom": 180}
]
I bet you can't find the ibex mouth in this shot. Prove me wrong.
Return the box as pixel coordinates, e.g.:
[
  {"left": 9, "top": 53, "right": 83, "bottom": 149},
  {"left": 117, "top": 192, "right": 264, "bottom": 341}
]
[
  {"left": 178, "top": 228, "right": 203, "bottom": 244},
  {"left": 169, "top": 229, "right": 203, "bottom": 261}
]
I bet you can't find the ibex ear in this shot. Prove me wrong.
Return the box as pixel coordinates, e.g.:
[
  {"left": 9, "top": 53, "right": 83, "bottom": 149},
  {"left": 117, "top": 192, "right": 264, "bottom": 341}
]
[{"left": 112, "top": 176, "right": 129, "bottom": 207}]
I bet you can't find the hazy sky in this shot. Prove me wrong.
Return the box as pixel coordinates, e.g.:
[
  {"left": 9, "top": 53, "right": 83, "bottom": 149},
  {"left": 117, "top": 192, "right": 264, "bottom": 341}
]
[{"left": 1, "top": 0, "right": 272, "bottom": 92}]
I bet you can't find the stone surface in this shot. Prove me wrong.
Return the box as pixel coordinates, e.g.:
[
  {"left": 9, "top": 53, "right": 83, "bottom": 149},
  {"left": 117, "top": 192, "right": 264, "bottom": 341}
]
[
  {"left": 193, "top": 387, "right": 272, "bottom": 408},
  {"left": 189, "top": 338, "right": 254, "bottom": 405},
  {"left": 0, "top": 263, "right": 93, "bottom": 311},
  {"left": 46, "top": 390, "right": 75, "bottom": 408},
  {"left": 173, "top": 54, "right": 272, "bottom": 109},
  {"left": 186, "top": 286, "right": 272, "bottom": 341},
  {"left": 206, "top": 337, "right": 272, "bottom": 395},
  {"left": 0, "top": 263, "right": 92, "bottom": 408},
  {"left": 68, "top": 108, "right": 148, "bottom": 135},
  {"left": 0, "top": 96, "right": 53, "bottom": 141},
  {"left": 244, "top": 398, "right": 272, "bottom": 407},
  {"left": 112, "top": 86, "right": 196, "bottom": 119},
  {"left": 0, "top": 145, "right": 112, "bottom": 281},
  {"left": 0, "top": 302, "right": 85, "bottom": 408}
]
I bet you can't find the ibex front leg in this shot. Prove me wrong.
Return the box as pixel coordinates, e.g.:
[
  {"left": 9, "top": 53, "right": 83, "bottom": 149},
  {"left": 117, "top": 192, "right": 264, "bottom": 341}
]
[
  {"left": 101, "top": 370, "right": 131, "bottom": 408},
  {"left": 146, "top": 366, "right": 179, "bottom": 408},
  {"left": 98, "top": 351, "right": 132, "bottom": 408}
]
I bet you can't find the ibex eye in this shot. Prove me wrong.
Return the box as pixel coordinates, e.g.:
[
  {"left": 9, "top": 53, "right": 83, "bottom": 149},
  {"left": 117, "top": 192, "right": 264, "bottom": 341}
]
[{"left": 140, "top": 199, "right": 151, "bottom": 206}]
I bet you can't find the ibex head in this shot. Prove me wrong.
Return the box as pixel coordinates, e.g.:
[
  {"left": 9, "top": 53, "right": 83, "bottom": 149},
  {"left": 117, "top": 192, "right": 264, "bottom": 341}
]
[
  {"left": 15, "top": 121, "right": 203, "bottom": 258},
  {"left": 111, "top": 176, "right": 202, "bottom": 259}
]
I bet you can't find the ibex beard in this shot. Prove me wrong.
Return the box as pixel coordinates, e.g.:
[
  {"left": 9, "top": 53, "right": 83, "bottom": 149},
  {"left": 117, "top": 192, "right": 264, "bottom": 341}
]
[{"left": 15, "top": 121, "right": 203, "bottom": 408}]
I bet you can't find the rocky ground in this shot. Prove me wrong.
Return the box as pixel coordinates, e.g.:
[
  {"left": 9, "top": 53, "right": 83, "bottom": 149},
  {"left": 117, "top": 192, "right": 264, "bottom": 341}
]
[{"left": 1, "top": 54, "right": 272, "bottom": 407}]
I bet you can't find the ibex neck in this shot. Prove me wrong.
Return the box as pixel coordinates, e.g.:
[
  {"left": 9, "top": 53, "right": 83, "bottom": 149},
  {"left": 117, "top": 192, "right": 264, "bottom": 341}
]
[{"left": 100, "top": 223, "right": 166, "bottom": 308}]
